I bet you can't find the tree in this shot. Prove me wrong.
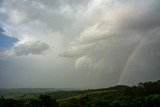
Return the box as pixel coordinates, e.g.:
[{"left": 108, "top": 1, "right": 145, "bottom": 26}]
[{"left": 39, "top": 95, "right": 58, "bottom": 107}]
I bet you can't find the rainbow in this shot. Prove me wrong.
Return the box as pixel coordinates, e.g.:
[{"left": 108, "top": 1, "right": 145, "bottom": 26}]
[{"left": 118, "top": 37, "right": 147, "bottom": 84}]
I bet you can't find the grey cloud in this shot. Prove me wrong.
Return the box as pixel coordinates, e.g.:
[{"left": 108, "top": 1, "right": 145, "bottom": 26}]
[
  {"left": 14, "top": 41, "right": 49, "bottom": 56},
  {"left": 61, "top": 0, "right": 160, "bottom": 59},
  {"left": 59, "top": 43, "right": 93, "bottom": 58},
  {"left": 122, "top": 35, "right": 160, "bottom": 85},
  {"left": 0, "top": 0, "right": 160, "bottom": 88},
  {"left": 59, "top": 52, "right": 84, "bottom": 58},
  {"left": 1, "top": 0, "right": 87, "bottom": 32},
  {"left": 0, "top": 0, "right": 3, "bottom": 4},
  {"left": 58, "top": 0, "right": 160, "bottom": 85},
  {"left": 103, "top": 0, "right": 160, "bottom": 33}
]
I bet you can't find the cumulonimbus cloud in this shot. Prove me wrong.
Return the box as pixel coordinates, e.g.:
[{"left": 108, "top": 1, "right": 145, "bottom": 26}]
[
  {"left": 59, "top": 0, "right": 160, "bottom": 72},
  {"left": 0, "top": 0, "right": 160, "bottom": 88}
]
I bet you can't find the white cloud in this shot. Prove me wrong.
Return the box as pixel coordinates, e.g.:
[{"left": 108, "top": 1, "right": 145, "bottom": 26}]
[
  {"left": 79, "top": 23, "right": 113, "bottom": 43},
  {"left": 9, "top": 10, "right": 27, "bottom": 24}
]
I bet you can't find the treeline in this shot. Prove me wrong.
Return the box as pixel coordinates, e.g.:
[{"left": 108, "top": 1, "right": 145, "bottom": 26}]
[
  {"left": 115, "top": 80, "right": 160, "bottom": 107},
  {"left": 59, "top": 80, "right": 160, "bottom": 107},
  {"left": 0, "top": 80, "right": 160, "bottom": 107},
  {"left": 125, "top": 80, "right": 160, "bottom": 96},
  {"left": 0, "top": 95, "right": 59, "bottom": 107}
]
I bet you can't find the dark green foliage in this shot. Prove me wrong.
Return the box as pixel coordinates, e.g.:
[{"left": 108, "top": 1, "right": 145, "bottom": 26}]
[
  {"left": 79, "top": 96, "right": 89, "bottom": 105},
  {"left": 0, "top": 97, "right": 26, "bottom": 107},
  {"left": 0, "top": 95, "right": 59, "bottom": 107},
  {"left": 45, "top": 89, "right": 101, "bottom": 100},
  {"left": 59, "top": 80, "right": 160, "bottom": 107},
  {"left": 0, "top": 80, "right": 160, "bottom": 107},
  {"left": 39, "top": 95, "right": 58, "bottom": 107},
  {"left": 124, "top": 80, "right": 160, "bottom": 97}
]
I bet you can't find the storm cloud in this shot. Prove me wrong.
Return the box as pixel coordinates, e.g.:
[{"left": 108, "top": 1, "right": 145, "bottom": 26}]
[{"left": 0, "top": 0, "right": 160, "bottom": 88}]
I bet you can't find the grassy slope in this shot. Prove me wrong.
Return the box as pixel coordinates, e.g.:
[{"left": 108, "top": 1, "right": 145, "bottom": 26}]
[{"left": 58, "top": 85, "right": 128, "bottom": 106}]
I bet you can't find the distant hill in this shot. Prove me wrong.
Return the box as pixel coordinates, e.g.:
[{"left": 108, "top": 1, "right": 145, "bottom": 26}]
[
  {"left": 0, "top": 88, "right": 60, "bottom": 99},
  {"left": 0, "top": 80, "right": 160, "bottom": 107}
]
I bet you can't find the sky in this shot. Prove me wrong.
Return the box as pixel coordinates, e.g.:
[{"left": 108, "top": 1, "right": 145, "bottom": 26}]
[
  {"left": 0, "top": 27, "right": 18, "bottom": 48},
  {"left": 0, "top": 0, "right": 160, "bottom": 89}
]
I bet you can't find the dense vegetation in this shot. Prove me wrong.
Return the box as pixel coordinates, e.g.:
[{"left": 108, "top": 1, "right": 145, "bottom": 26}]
[{"left": 0, "top": 80, "right": 160, "bottom": 107}]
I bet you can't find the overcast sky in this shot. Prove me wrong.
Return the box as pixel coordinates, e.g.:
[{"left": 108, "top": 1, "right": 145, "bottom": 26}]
[{"left": 0, "top": 0, "right": 160, "bottom": 89}]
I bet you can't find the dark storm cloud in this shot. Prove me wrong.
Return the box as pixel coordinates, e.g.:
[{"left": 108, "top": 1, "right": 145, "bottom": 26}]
[{"left": 119, "top": 1, "right": 160, "bottom": 32}]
